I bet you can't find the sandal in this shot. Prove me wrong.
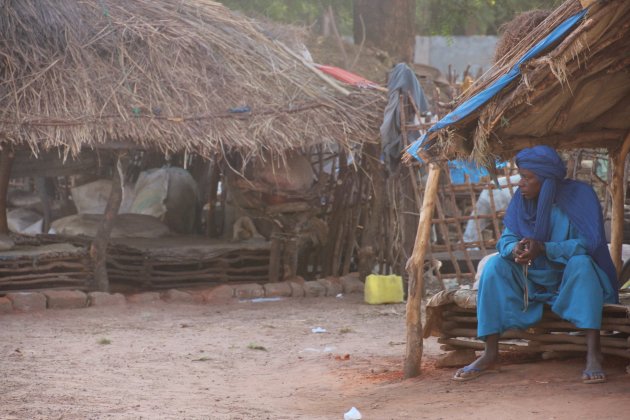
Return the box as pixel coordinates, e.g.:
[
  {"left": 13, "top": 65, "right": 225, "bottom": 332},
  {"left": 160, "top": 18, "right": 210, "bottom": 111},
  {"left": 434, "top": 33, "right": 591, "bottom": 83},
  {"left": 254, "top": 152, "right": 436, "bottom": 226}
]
[
  {"left": 452, "top": 365, "right": 501, "bottom": 382},
  {"left": 582, "top": 369, "right": 607, "bottom": 384}
]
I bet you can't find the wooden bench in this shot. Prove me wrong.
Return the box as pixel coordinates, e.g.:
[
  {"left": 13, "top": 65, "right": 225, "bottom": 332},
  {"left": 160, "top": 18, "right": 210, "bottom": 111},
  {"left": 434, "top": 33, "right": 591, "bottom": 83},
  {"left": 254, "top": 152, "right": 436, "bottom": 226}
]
[{"left": 425, "top": 289, "right": 630, "bottom": 361}]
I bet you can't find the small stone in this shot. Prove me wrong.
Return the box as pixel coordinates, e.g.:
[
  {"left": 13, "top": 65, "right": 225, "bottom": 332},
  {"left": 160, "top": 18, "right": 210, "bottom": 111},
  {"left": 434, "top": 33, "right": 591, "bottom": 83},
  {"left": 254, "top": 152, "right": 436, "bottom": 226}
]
[
  {"left": 126, "top": 292, "right": 161, "bottom": 304},
  {"left": 88, "top": 292, "right": 126, "bottom": 307},
  {"left": 263, "top": 282, "right": 292, "bottom": 298},
  {"left": 234, "top": 283, "right": 264, "bottom": 299},
  {"left": 340, "top": 273, "right": 364, "bottom": 294},
  {"left": 6, "top": 292, "right": 46, "bottom": 312},
  {"left": 44, "top": 290, "right": 87, "bottom": 309},
  {"left": 161, "top": 289, "right": 195, "bottom": 303},
  {"left": 283, "top": 275, "right": 305, "bottom": 284},
  {"left": 317, "top": 277, "right": 342, "bottom": 297},
  {"left": 303, "top": 281, "right": 326, "bottom": 297},
  {"left": 201, "top": 285, "right": 235, "bottom": 304},
  {"left": 0, "top": 296, "right": 13, "bottom": 313},
  {"left": 288, "top": 281, "right": 305, "bottom": 297}
]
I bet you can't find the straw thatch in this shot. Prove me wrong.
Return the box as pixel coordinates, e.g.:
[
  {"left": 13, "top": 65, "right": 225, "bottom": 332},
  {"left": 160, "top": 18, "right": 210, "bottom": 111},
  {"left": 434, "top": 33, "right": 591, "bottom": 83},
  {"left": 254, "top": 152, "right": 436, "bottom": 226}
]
[
  {"left": 0, "top": 0, "right": 384, "bottom": 158},
  {"left": 413, "top": 0, "right": 630, "bottom": 165},
  {"left": 494, "top": 9, "right": 551, "bottom": 63}
]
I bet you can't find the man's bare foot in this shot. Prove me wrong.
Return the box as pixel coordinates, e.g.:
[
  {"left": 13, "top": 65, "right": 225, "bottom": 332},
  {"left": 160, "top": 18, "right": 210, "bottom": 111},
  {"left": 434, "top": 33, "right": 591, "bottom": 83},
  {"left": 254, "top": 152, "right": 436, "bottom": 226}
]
[
  {"left": 583, "top": 330, "right": 606, "bottom": 384},
  {"left": 582, "top": 350, "right": 606, "bottom": 383},
  {"left": 452, "top": 352, "right": 500, "bottom": 381}
]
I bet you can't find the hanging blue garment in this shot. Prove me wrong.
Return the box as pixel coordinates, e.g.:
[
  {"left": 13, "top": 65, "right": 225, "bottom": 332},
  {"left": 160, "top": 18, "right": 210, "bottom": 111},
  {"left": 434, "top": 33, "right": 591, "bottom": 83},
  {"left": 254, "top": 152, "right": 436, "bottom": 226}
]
[{"left": 380, "top": 63, "right": 429, "bottom": 171}]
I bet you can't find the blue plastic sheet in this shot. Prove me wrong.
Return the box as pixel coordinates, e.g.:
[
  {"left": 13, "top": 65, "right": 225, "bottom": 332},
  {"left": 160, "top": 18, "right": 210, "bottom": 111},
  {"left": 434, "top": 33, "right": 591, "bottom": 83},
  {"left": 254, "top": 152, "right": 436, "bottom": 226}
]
[{"left": 407, "top": 8, "right": 589, "bottom": 162}]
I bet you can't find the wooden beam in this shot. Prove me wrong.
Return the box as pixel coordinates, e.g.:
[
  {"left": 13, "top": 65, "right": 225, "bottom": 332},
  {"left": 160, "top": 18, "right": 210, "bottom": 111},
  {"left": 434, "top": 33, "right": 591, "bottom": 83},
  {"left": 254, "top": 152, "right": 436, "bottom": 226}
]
[
  {"left": 609, "top": 131, "right": 630, "bottom": 275},
  {"left": 494, "top": 129, "right": 625, "bottom": 157},
  {"left": 404, "top": 163, "right": 441, "bottom": 378},
  {"left": 0, "top": 146, "right": 14, "bottom": 234}
]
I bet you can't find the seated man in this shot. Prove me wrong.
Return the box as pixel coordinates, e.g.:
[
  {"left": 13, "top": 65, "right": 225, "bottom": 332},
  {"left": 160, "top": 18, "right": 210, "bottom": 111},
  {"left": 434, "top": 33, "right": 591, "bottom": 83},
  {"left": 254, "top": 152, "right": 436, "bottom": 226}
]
[{"left": 453, "top": 145, "right": 618, "bottom": 384}]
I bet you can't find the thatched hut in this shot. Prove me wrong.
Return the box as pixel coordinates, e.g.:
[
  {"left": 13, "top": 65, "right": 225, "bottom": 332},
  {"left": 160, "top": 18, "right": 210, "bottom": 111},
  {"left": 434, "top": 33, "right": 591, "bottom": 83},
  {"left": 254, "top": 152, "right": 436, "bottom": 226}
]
[
  {"left": 400, "top": 0, "right": 630, "bottom": 377},
  {"left": 0, "top": 0, "right": 385, "bottom": 292}
]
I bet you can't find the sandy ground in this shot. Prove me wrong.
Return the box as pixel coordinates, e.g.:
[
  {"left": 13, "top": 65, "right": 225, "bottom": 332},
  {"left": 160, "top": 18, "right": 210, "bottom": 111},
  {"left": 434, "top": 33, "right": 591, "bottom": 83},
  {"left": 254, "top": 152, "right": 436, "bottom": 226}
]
[{"left": 1, "top": 293, "right": 629, "bottom": 420}]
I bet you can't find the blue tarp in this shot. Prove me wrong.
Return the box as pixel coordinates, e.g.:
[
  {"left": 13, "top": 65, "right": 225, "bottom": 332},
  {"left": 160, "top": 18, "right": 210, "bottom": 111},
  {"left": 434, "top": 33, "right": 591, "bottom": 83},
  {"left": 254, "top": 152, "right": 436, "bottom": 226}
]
[
  {"left": 447, "top": 159, "right": 509, "bottom": 184},
  {"left": 407, "top": 8, "right": 589, "bottom": 162}
]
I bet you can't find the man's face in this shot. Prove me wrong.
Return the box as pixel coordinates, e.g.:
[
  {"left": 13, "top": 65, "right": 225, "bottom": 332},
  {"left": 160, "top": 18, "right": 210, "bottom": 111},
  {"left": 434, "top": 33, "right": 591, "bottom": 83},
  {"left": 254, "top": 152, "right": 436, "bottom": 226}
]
[{"left": 518, "top": 168, "right": 541, "bottom": 199}]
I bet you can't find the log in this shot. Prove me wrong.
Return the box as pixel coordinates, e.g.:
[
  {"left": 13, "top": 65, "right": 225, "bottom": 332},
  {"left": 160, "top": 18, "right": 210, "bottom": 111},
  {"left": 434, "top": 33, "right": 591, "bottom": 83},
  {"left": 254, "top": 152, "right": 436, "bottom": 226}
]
[
  {"left": 438, "top": 338, "right": 538, "bottom": 353},
  {"left": 442, "top": 327, "right": 629, "bottom": 349},
  {"left": 404, "top": 163, "right": 441, "bottom": 378},
  {"left": 442, "top": 312, "right": 630, "bottom": 327},
  {"left": 438, "top": 338, "right": 630, "bottom": 359}
]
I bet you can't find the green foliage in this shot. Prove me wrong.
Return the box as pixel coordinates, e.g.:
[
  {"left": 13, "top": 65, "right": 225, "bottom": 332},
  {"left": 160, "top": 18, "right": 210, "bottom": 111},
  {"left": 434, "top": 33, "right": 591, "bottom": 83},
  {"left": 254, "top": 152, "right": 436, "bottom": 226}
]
[
  {"left": 219, "top": 0, "right": 354, "bottom": 35},
  {"left": 416, "top": 0, "right": 566, "bottom": 35},
  {"left": 219, "top": 0, "right": 565, "bottom": 37}
]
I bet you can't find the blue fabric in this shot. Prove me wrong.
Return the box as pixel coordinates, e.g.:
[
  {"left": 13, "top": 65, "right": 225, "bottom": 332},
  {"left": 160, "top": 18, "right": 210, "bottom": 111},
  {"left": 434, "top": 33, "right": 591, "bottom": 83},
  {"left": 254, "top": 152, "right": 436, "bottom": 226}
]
[
  {"left": 407, "top": 8, "right": 589, "bottom": 162},
  {"left": 504, "top": 146, "right": 618, "bottom": 302},
  {"left": 477, "top": 208, "right": 617, "bottom": 338},
  {"left": 448, "top": 160, "right": 487, "bottom": 184},
  {"left": 380, "top": 63, "right": 429, "bottom": 171},
  {"left": 505, "top": 145, "right": 565, "bottom": 243}
]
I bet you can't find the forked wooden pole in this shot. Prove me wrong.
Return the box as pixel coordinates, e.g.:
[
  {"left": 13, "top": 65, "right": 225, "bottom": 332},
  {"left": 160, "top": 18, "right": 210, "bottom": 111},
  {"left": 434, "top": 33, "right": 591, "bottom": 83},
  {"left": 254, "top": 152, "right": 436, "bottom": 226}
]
[
  {"left": 89, "top": 154, "right": 123, "bottom": 292},
  {"left": 609, "top": 131, "right": 630, "bottom": 275},
  {"left": 404, "top": 163, "right": 441, "bottom": 378}
]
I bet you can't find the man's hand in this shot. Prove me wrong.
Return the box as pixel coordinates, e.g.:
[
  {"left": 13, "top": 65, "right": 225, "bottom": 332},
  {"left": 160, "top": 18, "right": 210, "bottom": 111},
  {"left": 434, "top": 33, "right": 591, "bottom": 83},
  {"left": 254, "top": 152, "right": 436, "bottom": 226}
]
[{"left": 514, "top": 238, "right": 545, "bottom": 265}]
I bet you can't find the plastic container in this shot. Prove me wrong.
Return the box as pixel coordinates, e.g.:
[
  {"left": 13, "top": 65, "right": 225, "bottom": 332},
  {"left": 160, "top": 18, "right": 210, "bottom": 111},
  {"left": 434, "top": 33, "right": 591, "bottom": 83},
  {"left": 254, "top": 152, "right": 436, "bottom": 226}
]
[{"left": 364, "top": 274, "right": 404, "bottom": 304}]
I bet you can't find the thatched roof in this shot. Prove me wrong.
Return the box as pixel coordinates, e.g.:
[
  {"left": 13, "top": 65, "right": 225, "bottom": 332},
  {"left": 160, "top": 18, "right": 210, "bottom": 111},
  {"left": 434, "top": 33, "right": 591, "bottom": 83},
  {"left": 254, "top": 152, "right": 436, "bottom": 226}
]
[
  {"left": 411, "top": 0, "right": 630, "bottom": 165},
  {"left": 0, "top": 0, "right": 383, "bottom": 158}
]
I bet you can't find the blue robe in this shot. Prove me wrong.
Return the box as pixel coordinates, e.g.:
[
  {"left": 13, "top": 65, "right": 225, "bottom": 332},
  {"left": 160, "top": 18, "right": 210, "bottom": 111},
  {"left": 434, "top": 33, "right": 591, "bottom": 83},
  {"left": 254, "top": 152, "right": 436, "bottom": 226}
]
[{"left": 477, "top": 205, "right": 617, "bottom": 338}]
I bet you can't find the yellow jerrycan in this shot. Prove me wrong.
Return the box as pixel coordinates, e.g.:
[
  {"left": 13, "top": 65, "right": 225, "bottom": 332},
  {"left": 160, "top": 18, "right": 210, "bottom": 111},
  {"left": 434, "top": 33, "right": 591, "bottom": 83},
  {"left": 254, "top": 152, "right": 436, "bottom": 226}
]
[{"left": 364, "top": 274, "right": 404, "bottom": 304}]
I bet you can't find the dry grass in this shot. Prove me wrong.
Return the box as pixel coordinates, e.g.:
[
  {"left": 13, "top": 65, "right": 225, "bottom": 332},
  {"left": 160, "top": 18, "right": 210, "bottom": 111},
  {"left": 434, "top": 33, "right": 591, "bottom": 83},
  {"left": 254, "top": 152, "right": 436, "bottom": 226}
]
[
  {"left": 0, "top": 0, "right": 384, "bottom": 158},
  {"left": 494, "top": 9, "right": 552, "bottom": 64}
]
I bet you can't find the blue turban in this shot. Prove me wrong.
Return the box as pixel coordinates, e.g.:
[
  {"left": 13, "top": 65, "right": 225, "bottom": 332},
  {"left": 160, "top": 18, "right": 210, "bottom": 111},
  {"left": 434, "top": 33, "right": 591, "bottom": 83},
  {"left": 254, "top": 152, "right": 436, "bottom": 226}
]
[{"left": 504, "top": 145, "right": 618, "bottom": 301}]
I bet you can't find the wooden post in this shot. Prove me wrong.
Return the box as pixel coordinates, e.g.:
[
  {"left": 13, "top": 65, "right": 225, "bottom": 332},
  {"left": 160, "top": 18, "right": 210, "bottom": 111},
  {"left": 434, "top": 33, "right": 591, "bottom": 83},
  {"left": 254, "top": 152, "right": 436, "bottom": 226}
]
[
  {"left": 206, "top": 159, "right": 221, "bottom": 237},
  {"left": 358, "top": 144, "right": 385, "bottom": 282},
  {"left": 268, "top": 224, "right": 281, "bottom": 282},
  {"left": 404, "top": 163, "right": 441, "bottom": 378},
  {"left": 35, "top": 177, "right": 52, "bottom": 233},
  {"left": 0, "top": 146, "right": 14, "bottom": 234},
  {"left": 88, "top": 155, "right": 123, "bottom": 292},
  {"left": 609, "top": 131, "right": 630, "bottom": 275}
]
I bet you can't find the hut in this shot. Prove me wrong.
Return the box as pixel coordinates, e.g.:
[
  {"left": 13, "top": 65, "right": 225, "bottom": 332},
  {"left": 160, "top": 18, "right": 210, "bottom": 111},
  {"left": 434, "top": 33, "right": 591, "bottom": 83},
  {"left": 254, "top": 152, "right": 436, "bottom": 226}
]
[
  {"left": 0, "top": 0, "right": 386, "bottom": 293},
  {"left": 401, "top": 0, "right": 630, "bottom": 377}
]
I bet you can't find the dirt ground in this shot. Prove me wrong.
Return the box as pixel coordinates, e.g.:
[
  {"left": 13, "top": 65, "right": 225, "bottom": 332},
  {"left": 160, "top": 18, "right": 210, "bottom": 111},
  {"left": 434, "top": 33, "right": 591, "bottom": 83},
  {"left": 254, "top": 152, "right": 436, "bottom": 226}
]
[{"left": 1, "top": 293, "right": 629, "bottom": 420}]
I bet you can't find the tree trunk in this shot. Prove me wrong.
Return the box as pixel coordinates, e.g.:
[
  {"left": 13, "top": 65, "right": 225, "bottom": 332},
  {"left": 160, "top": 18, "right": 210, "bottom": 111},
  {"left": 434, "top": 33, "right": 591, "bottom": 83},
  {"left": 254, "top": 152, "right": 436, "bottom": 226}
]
[{"left": 353, "top": 0, "right": 416, "bottom": 63}]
